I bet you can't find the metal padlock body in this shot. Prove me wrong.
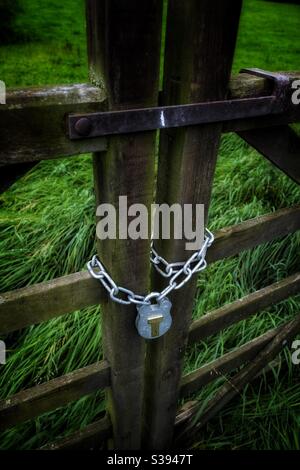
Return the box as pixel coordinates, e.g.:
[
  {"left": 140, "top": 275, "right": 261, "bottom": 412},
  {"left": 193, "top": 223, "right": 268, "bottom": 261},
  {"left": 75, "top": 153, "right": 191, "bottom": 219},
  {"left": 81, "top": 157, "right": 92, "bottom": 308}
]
[{"left": 136, "top": 297, "right": 172, "bottom": 339}]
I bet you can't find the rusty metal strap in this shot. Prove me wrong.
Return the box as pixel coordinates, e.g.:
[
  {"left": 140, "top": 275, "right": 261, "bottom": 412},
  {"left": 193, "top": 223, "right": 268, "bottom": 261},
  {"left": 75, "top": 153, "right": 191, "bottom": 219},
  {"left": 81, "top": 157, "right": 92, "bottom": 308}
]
[{"left": 68, "top": 69, "right": 291, "bottom": 140}]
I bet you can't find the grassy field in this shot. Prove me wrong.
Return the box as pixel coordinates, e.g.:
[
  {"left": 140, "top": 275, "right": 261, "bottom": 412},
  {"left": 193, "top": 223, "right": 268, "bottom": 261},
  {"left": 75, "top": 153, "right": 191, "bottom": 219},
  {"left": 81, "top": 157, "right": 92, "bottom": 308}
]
[{"left": 0, "top": 0, "right": 300, "bottom": 450}]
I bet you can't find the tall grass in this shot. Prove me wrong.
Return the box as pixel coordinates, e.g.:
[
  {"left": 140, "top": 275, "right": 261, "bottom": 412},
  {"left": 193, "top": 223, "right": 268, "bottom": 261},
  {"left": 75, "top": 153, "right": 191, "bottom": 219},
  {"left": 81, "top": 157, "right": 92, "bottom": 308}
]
[{"left": 0, "top": 0, "right": 300, "bottom": 449}]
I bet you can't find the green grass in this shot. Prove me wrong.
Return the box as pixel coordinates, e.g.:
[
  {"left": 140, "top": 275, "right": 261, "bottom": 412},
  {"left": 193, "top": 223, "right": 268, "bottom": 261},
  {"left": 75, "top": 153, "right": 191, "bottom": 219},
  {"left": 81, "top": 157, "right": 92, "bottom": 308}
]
[
  {"left": 0, "top": 0, "right": 87, "bottom": 86},
  {"left": 0, "top": 0, "right": 300, "bottom": 450},
  {"left": 233, "top": 0, "right": 300, "bottom": 72}
]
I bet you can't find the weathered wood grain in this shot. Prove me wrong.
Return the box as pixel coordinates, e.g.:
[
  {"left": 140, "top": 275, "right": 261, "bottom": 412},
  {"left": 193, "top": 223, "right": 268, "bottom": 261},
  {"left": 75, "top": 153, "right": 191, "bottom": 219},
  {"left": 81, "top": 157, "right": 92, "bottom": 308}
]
[
  {"left": 177, "top": 313, "right": 300, "bottom": 439},
  {"left": 143, "top": 0, "right": 242, "bottom": 449},
  {"left": 0, "top": 277, "right": 294, "bottom": 442},
  {"left": 238, "top": 125, "right": 300, "bottom": 184},
  {"left": 0, "top": 361, "right": 110, "bottom": 431},
  {"left": 41, "top": 415, "right": 112, "bottom": 450},
  {"left": 181, "top": 325, "right": 281, "bottom": 397},
  {"left": 225, "top": 72, "right": 300, "bottom": 132},
  {"left": 1, "top": 72, "right": 299, "bottom": 165},
  {"left": 1, "top": 206, "right": 299, "bottom": 334},
  {"left": 0, "top": 271, "right": 105, "bottom": 334},
  {"left": 0, "top": 83, "right": 107, "bottom": 165},
  {"left": 208, "top": 205, "right": 300, "bottom": 263},
  {"left": 175, "top": 357, "right": 281, "bottom": 429},
  {"left": 188, "top": 272, "right": 300, "bottom": 344},
  {"left": 87, "top": 0, "right": 163, "bottom": 449}
]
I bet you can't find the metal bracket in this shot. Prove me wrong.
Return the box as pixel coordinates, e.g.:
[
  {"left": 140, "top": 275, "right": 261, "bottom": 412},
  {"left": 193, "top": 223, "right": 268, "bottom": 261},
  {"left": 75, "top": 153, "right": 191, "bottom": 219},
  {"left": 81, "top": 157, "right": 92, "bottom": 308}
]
[
  {"left": 67, "top": 69, "right": 291, "bottom": 140},
  {"left": 240, "top": 68, "right": 290, "bottom": 104}
]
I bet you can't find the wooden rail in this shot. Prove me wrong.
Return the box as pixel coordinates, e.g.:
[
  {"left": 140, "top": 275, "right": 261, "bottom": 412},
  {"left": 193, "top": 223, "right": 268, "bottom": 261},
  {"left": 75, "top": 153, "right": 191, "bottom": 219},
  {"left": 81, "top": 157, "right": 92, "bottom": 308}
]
[
  {"left": 176, "top": 312, "right": 300, "bottom": 439},
  {"left": 0, "top": 361, "right": 110, "bottom": 431},
  {"left": 0, "top": 294, "right": 300, "bottom": 434},
  {"left": 1, "top": 205, "right": 299, "bottom": 334},
  {"left": 41, "top": 415, "right": 112, "bottom": 450},
  {"left": 0, "top": 0, "right": 299, "bottom": 451},
  {"left": 207, "top": 205, "right": 300, "bottom": 263},
  {"left": 0, "top": 271, "right": 105, "bottom": 334},
  {"left": 1, "top": 73, "right": 299, "bottom": 166},
  {"left": 188, "top": 272, "right": 300, "bottom": 344},
  {"left": 0, "top": 84, "right": 107, "bottom": 165},
  {"left": 43, "top": 323, "right": 286, "bottom": 453},
  {"left": 181, "top": 325, "right": 281, "bottom": 397},
  {"left": 1, "top": 273, "right": 297, "bottom": 432}
]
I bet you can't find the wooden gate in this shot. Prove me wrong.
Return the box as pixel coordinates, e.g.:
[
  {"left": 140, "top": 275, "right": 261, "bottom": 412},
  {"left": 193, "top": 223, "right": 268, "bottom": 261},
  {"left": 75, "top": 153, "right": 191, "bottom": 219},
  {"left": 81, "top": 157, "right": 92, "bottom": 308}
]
[{"left": 0, "top": 0, "right": 300, "bottom": 450}]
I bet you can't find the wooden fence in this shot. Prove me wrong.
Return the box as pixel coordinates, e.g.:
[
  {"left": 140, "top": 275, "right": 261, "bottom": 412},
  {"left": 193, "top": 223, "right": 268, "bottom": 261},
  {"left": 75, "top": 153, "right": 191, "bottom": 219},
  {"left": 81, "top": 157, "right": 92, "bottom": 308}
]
[{"left": 0, "top": 0, "right": 300, "bottom": 450}]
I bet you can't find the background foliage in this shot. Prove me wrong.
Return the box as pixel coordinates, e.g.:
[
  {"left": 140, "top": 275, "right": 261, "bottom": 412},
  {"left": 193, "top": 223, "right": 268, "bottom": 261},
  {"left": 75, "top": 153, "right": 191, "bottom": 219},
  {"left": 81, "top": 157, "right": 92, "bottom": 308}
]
[{"left": 0, "top": 0, "right": 299, "bottom": 449}]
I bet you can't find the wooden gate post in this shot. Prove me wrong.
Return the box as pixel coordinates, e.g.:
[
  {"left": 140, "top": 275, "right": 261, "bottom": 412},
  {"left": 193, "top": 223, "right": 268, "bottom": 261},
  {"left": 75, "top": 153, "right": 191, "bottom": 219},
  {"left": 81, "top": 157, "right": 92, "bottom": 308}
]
[
  {"left": 143, "top": 0, "right": 242, "bottom": 449},
  {"left": 86, "top": 0, "right": 163, "bottom": 449}
]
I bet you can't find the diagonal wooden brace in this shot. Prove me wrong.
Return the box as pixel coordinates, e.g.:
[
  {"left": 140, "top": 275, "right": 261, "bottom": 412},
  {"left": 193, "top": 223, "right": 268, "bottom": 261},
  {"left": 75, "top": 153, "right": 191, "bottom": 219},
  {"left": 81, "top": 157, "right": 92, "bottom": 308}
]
[{"left": 238, "top": 125, "right": 300, "bottom": 184}]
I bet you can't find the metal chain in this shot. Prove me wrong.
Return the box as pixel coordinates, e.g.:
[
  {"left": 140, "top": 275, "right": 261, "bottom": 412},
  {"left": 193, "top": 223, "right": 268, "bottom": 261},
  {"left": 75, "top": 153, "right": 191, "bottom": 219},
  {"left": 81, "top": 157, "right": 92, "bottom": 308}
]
[{"left": 87, "top": 228, "right": 214, "bottom": 306}]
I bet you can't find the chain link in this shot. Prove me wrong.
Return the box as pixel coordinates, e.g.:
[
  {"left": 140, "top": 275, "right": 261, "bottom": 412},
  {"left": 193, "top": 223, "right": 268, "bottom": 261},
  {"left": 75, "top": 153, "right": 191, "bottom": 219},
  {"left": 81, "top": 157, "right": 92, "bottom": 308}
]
[{"left": 87, "top": 228, "right": 214, "bottom": 306}]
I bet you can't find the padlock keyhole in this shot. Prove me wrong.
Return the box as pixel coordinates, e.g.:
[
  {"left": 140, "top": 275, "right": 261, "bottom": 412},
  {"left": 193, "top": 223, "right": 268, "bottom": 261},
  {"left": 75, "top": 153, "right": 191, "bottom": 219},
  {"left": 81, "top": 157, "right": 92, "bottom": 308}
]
[{"left": 147, "top": 313, "right": 164, "bottom": 337}]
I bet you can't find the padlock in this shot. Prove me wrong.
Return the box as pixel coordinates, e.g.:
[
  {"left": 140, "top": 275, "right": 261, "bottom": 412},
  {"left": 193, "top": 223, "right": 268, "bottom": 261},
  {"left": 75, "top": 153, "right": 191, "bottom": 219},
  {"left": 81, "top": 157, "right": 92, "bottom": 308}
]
[{"left": 135, "top": 297, "right": 172, "bottom": 339}]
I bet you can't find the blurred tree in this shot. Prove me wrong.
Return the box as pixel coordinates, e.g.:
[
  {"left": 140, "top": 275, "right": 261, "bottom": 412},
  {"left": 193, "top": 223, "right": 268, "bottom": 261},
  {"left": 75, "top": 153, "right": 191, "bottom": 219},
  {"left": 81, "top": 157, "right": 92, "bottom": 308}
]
[{"left": 0, "top": 0, "right": 23, "bottom": 43}]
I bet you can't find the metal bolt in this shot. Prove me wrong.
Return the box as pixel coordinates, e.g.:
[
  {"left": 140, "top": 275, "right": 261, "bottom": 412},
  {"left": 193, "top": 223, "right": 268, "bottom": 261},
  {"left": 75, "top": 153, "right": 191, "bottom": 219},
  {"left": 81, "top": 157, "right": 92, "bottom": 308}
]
[{"left": 74, "top": 117, "right": 92, "bottom": 136}]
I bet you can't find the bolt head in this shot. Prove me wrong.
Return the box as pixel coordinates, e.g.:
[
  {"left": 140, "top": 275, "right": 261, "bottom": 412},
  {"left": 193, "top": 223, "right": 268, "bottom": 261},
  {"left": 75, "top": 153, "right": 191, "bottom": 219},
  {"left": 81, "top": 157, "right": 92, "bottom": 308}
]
[{"left": 74, "top": 117, "right": 92, "bottom": 136}]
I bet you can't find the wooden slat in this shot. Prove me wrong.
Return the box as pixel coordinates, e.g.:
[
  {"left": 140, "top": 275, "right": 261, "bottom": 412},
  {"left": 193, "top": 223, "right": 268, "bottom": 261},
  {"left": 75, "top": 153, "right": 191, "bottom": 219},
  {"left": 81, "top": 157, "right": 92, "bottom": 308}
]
[
  {"left": 177, "top": 313, "right": 300, "bottom": 439},
  {"left": 0, "top": 271, "right": 106, "bottom": 334},
  {"left": 0, "top": 360, "right": 110, "bottom": 431},
  {"left": 188, "top": 272, "right": 300, "bottom": 344},
  {"left": 41, "top": 415, "right": 112, "bottom": 450},
  {"left": 228, "top": 72, "right": 300, "bottom": 100},
  {"left": 175, "top": 357, "right": 281, "bottom": 430},
  {"left": 143, "top": 0, "right": 242, "bottom": 449},
  {"left": 1, "top": 206, "right": 299, "bottom": 335},
  {"left": 0, "top": 83, "right": 107, "bottom": 165},
  {"left": 238, "top": 125, "right": 300, "bottom": 184},
  {"left": 181, "top": 325, "right": 281, "bottom": 398},
  {"left": 1, "top": 72, "right": 299, "bottom": 165},
  {"left": 87, "top": 0, "right": 163, "bottom": 450},
  {"left": 224, "top": 72, "right": 300, "bottom": 133},
  {"left": 207, "top": 205, "right": 300, "bottom": 263}
]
